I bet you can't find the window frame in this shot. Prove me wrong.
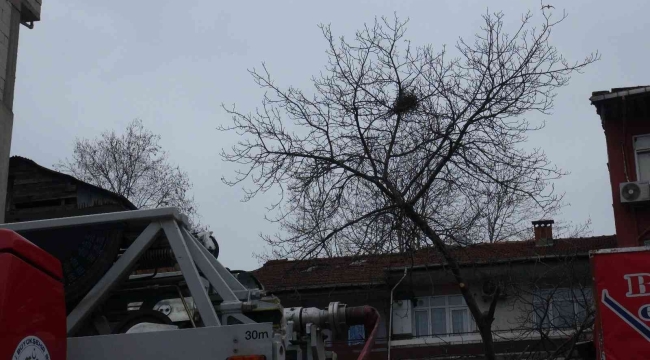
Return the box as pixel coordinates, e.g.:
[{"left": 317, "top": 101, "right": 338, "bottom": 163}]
[
  {"left": 533, "top": 288, "right": 593, "bottom": 329},
  {"left": 634, "top": 134, "right": 650, "bottom": 182},
  {"left": 413, "top": 295, "right": 476, "bottom": 337}
]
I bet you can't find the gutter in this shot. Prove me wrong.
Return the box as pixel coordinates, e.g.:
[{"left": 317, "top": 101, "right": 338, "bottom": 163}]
[
  {"left": 388, "top": 268, "right": 407, "bottom": 360},
  {"left": 590, "top": 246, "right": 650, "bottom": 256},
  {"left": 383, "top": 252, "right": 596, "bottom": 273},
  {"left": 266, "top": 281, "right": 384, "bottom": 293},
  {"left": 590, "top": 86, "right": 650, "bottom": 103}
]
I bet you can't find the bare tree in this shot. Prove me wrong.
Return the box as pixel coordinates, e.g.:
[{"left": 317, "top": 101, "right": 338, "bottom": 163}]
[
  {"left": 56, "top": 119, "right": 203, "bottom": 229},
  {"left": 503, "top": 251, "right": 596, "bottom": 360},
  {"left": 220, "top": 10, "right": 598, "bottom": 359},
  {"left": 476, "top": 182, "right": 592, "bottom": 243}
]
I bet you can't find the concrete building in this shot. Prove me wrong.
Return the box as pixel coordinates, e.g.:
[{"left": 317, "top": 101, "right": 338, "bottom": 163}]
[
  {"left": 0, "top": 0, "right": 41, "bottom": 223},
  {"left": 254, "top": 229, "right": 615, "bottom": 359}
]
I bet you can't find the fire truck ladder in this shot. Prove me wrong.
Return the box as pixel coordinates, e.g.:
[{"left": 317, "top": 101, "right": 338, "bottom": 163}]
[{"left": 1, "top": 208, "right": 283, "bottom": 360}]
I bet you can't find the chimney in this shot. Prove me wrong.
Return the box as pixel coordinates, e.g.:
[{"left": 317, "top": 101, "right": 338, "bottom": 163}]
[{"left": 532, "top": 220, "right": 554, "bottom": 246}]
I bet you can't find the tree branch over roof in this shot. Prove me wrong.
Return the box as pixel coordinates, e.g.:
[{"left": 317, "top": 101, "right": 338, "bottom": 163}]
[{"left": 221, "top": 10, "right": 598, "bottom": 359}]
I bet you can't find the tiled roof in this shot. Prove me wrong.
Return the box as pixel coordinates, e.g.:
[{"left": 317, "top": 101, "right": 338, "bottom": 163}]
[{"left": 253, "top": 236, "right": 617, "bottom": 292}]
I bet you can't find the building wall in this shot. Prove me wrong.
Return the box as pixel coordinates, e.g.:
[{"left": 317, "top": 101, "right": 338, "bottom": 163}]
[
  {"left": 0, "top": 102, "right": 11, "bottom": 222},
  {"left": 599, "top": 96, "right": 650, "bottom": 247},
  {"left": 270, "top": 259, "right": 594, "bottom": 359},
  {"left": 0, "top": 0, "right": 18, "bottom": 223},
  {"left": 0, "top": 0, "right": 15, "bottom": 99},
  {"left": 76, "top": 184, "right": 129, "bottom": 209},
  {"left": 0, "top": 0, "right": 40, "bottom": 223},
  {"left": 5, "top": 157, "right": 135, "bottom": 222}
]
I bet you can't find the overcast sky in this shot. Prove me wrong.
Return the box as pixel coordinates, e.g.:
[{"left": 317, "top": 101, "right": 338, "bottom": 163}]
[{"left": 9, "top": 0, "right": 650, "bottom": 270}]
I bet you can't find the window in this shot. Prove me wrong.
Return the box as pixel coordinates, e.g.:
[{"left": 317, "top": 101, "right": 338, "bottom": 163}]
[
  {"left": 413, "top": 295, "right": 476, "bottom": 337},
  {"left": 533, "top": 288, "right": 593, "bottom": 329},
  {"left": 635, "top": 135, "right": 650, "bottom": 182}
]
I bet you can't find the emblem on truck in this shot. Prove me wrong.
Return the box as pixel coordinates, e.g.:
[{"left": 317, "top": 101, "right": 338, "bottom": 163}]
[{"left": 12, "top": 336, "right": 50, "bottom": 360}]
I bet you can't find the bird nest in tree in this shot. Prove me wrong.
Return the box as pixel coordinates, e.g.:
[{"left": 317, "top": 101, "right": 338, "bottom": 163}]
[{"left": 392, "top": 90, "right": 419, "bottom": 115}]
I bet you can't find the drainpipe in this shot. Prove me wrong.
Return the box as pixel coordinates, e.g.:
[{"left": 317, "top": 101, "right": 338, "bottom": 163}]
[{"left": 388, "top": 268, "right": 408, "bottom": 360}]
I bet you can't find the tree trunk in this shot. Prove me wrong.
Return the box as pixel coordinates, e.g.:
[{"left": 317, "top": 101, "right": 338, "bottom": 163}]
[
  {"left": 478, "top": 319, "right": 497, "bottom": 360},
  {"left": 403, "top": 203, "right": 498, "bottom": 359}
]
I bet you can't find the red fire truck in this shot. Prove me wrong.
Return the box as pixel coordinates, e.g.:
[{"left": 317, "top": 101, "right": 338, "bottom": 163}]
[{"left": 591, "top": 246, "right": 650, "bottom": 359}]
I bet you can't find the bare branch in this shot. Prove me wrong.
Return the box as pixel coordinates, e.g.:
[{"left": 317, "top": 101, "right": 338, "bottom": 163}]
[
  {"left": 220, "top": 11, "right": 598, "bottom": 359},
  {"left": 56, "top": 119, "right": 204, "bottom": 230}
]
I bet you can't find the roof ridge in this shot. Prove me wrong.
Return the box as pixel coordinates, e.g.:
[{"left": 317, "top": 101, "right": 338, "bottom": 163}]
[
  {"left": 254, "top": 236, "right": 617, "bottom": 292},
  {"left": 256, "top": 235, "right": 617, "bottom": 269}
]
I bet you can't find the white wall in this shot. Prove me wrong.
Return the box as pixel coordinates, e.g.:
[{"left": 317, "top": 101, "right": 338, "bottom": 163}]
[
  {"left": 0, "top": 0, "right": 17, "bottom": 222},
  {"left": 389, "top": 261, "right": 593, "bottom": 348},
  {"left": 477, "top": 285, "right": 539, "bottom": 332},
  {"left": 391, "top": 286, "right": 586, "bottom": 347},
  {"left": 0, "top": 0, "right": 13, "bottom": 98},
  {"left": 0, "top": 0, "right": 40, "bottom": 222}
]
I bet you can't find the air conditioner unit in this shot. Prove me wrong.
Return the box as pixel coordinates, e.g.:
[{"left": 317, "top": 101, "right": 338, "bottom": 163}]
[{"left": 620, "top": 181, "right": 650, "bottom": 204}]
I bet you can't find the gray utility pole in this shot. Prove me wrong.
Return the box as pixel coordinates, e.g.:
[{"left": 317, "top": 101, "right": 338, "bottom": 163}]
[{"left": 0, "top": 0, "right": 41, "bottom": 223}]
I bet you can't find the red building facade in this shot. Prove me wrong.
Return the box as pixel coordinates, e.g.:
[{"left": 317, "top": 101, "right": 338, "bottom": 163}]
[{"left": 591, "top": 86, "right": 650, "bottom": 247}]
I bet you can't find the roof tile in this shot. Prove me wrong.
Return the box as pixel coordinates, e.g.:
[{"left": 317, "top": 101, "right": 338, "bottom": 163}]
[{"left": 253, "top": 236, "right": 616, "bottom": 292}]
